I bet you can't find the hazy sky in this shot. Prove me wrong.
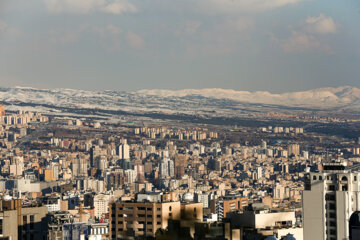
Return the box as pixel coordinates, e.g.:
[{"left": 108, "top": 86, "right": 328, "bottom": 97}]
[{"left": 0, "top": 0, "right": 359, "bottom": 92}]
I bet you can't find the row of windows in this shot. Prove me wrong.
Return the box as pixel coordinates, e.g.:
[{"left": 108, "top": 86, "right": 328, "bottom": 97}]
[
  {"left": 114, "top": 207, "right": 162, "bottom": 211},
  {"left": 112, "top": 222, "right": 161, "bottom": 231},
  {"left": 115, "top": 221, "right": 158, "bottom": 225},
  {"left": 312, "top": 175, "right": 358, "bottom": 182},
  {"left": 115, "top": 214, "right": 161, "bottom": 218}
]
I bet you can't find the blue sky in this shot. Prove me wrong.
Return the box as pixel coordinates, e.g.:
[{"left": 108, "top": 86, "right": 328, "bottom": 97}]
[{"left": 0, "top": 0, "right": 359, "bottom": 92}]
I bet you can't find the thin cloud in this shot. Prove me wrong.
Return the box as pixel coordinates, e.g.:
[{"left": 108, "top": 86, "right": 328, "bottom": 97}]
[
  {"left": 102, "top": 1, "right": 137, "bottom": 14},
  {"left": 282, "top": 31, "right": 333, "bottom": 54},
  {"left": 0, "top": 20, "right": 7, "bottom": 32},
  {"left": 273, "top": 14, "right": 338, "bottom": 54},
  {"left": 194, "top": 0, "right": 303, "bottom": 14},
  {"left": 304, "top": 14, "right": 337, "bottom": 34},
  {"left": 126, "top": 31, "right": 144, "bottom": 49},
  {"left": 43, "top": 0, "right": 138, "bottom": 15},
  {"left": 0, "top": 20, "right": 23, "bottom": 37}
]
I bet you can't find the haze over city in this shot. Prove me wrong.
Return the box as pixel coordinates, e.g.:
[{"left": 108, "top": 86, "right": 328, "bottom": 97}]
[{"left": 1, "top": 0, "right": 360, "bottom": 91}]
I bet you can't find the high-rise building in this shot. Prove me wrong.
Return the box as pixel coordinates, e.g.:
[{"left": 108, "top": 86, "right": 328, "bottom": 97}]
[
  {"left": 90, "top": 146, "right": 102, "bottom": 168},
  {"left": 72, "top": 158, "right": 88, "bottom": 177},
  {"left": 303, "top": 161, "right": 360, "bottom": 240},
  {"left": 94, "top": 156, "right": 107, "bottom": 171},
  {"left": 94, "top": 194, "right": 111, "bottom": 219},
  {"left": 0, "top": 199, "right": 49, "bottom": 240},
  {"left": 288, "top": 144, "right": 300, "bottom": 156},
  {"left": 0, "top": 105, "right": 5, "bottom": 117},
  {"left": 210, "top": 195, "right": 248, "bottom": 221},
  {"left": 159, "top": 158, "right": 174, "bottom": 178},
  {"left": 109, "top": 200, "right": 181, "bottom": 239},
  {"left": 261, "top": 140, "right": 267, "bottom": 149},
  {"left": 117, "top": 143, "right": 130, "bottom": 160}
]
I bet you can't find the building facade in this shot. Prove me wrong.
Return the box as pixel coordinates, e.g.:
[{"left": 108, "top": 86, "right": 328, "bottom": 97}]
[{"left": 303, "top": 162, "right": 360, "bottom": 240}]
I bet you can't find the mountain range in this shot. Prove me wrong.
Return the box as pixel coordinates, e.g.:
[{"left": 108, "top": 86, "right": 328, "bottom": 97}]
[{"left": 0, "top": 86, "right": 359, "bottom": 118}]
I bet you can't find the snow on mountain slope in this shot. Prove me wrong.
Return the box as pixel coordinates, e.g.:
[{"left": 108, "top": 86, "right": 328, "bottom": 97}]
[
  {"left": 137, "top": 86, "right": 360, "bottom": 108},
  {"left": 0, "top": 86, "right": 359, "bottom": 117}
]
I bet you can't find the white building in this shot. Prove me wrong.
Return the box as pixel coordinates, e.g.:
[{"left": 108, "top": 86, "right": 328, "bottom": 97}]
[
  {"left": 77, "top": 179, "right": 105, "bottom": 192},
  {"left": 118, "top": 143, "right": 130, "bottom": 160},
  {"left": 45, "top": 198, "right": 61, "bottom": 212},
  {"left": 228, "top": 210, "right": 303, "bottom": 240},
  {"left": 94, "top": 194, "right": 111, "bottom": 219},
  {"left": 303, "top": 162, "right": 360, "bottom": 240}
]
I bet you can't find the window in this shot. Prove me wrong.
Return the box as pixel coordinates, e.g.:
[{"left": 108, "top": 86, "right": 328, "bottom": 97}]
[
  {"left": 157, "top": 208, "right": 161, "bottom": 211},
  {"left": 23, "top": 215, "right": 27, "bottom": 225},
  {"left": 355, "top": 176, "right": 357, "bottom": 181},
  {"left": 157, "top": 222, "right": 161, "bottom": 225},
  {"left": 313, "top": 175, "right": 317, "bottom": 180},
  {"left": 341, "top": 176, "right": 348, "bottom": 181},
  {"left": 329, "top": 203, "right": 336, "bottom": 210},
  {"left": 156, "top": 215, "right": 161, "bottom": 218},
  {"left": 169, "top": 206, "right": 172, "bottom": 211},
  {"left": 325, "top": 194, "right": 335, "bottom": 201},
  {"left": 0, "top": 219, "right": 3, "bottom": 235},
  {"left": 30, "top": 215, "right": 34, "bottom": 230},
  {"left": 319, "top": 176, "right": 323, "bottom": 180},
  {"left": 169, "top": 213, "right": 172, "bottom": 217}
]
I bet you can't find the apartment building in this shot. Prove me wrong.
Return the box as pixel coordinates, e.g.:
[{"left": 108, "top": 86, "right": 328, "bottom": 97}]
[{"left": 109, "top": 200, "right": 181, "bottom": 239}]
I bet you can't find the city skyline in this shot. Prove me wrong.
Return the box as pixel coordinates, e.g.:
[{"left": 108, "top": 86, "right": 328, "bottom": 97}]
[{"left": 1, "top": 0, "right": 360, "bottom": 92}]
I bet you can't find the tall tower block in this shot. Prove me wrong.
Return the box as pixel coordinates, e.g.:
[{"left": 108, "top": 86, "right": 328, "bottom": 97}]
[{"left": 0, "top": 104, "right": 5, "bottom": 116}]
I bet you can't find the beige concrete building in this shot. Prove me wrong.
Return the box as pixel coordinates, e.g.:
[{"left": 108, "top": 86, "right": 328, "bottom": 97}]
[
  {"left": 0, "top": 209, "right": 18, "bottom": 240},
  {"left": 0, "top": 199, "right": 49, "bottom": 240},
  {"left": 109, "top": 201, "right": 181, "bottom": 239},
  {"left": 210, "top": 196, "right": 248, "bottom": 220}
]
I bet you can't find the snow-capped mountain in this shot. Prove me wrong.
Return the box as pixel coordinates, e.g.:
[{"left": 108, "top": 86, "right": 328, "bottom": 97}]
[
  {"left": 0, "top": 86, "right": 359, "bottom": 118},
  {"left": 137, "top": 86, "right": 360, "bottom": 109}
]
